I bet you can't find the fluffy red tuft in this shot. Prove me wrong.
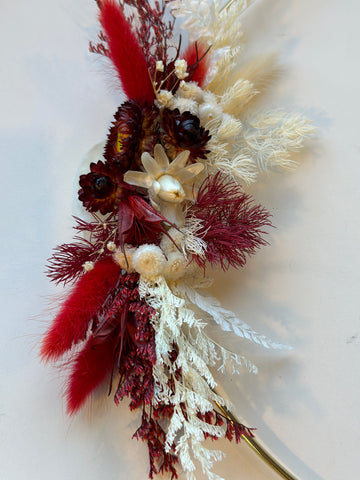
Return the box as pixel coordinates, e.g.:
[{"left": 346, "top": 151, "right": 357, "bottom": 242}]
[
  {"left": 40, "top": 257, "right": 121, "bottom": 362},
  {"left": 188, "top": 173, "right": 272, "bottom": 270},
  {"left": 99, "top": 0, "right": 155, "bottom": 104},
  {"left": 65, "top": 331, "right": 117, "bottom": 415},
  {"left": 183, "top": 42, "right": 210, "bottom": 87}
]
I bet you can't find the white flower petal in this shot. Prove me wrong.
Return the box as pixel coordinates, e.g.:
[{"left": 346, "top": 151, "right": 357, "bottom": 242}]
[
  {"left": 141, "top": 152, "right": 164, "bottom": 179},
  {"left": 183, "top": 184, "right": 197, "bottom": 201},
  {"left": 166, "top": 150, "right": 191, "bottom": 175},
  {"left": 123, "top": 170, "right": 153, "bottom": 188},
  {"left": 132, "top": 244, "right": 166, "bottom": 277},
  {"left": 154, "top": 144, "right": 170, "bottom": 169},
  {"left": 176, "top": 163, "right": 204, "bottom": 183}
]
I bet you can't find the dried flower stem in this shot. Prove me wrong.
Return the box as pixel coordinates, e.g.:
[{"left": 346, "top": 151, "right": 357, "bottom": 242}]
[{"left": 214, "top": 397, "right": 300, "bottom": 480}]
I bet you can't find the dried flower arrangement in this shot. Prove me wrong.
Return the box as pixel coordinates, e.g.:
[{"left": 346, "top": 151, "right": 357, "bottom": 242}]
[{"left": 41, "top": 1, "right": 314, "bottom": 479}]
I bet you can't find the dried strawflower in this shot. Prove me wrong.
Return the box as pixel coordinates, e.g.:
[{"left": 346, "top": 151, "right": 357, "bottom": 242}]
[
  {"left": 124, "top": 144, "right": 204, "bottom": 225},
  {"left": 163, "top": 251, "right": 188, "bottom": 280},
  {"left": 113, "top": 244, "right": 137, "bottom": 272},
  {"left": 161, "top": 108, "right": 211, "bottom": 160},
  {"left": 104, "top": 100, "right": 159, "bottom": 171},
  {"left": 132, "top": 244, "right": 166, "bottom": 277},
  {"left": 78, "top": 161, "right": 127, "bottom": 214}
]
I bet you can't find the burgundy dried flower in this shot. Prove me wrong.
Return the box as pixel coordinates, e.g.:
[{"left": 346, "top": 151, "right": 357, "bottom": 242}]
[
  {"left": 161, "top": 108, "right": 211, "bottom": 160},
  {"left": 104, "top": 100, "right": 159, "bottom": 171},
  {"left": 117, "top": 194, "right": 174, "bottom": 248},
  {"left": 78, "top": 160, "right": 129, "bottom": 214}
]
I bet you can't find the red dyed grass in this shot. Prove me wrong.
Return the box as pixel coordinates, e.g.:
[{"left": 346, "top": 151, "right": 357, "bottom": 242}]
[
  {"left": 188, "top": 173, "right": 272, "bottom": 270},
  {"left": 99, "top": 0, "right": 155, "bottom": 104},
  {"left": 40, "top": 257, "right": 121, "bottom": 362}
]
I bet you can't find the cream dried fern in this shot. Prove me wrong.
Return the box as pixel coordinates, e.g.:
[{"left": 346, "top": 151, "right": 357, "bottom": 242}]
[{"left": 139, "top": 275, "right": 254, "bottom": 479}]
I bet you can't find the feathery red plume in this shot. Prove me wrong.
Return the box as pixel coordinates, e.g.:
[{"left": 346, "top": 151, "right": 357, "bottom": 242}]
[
  {"left": 183, "top": 42, "right": 210, "bottom": 87},
  {"left": 40, "top": 257, "right": 121, "bottom": 362},
  {"left": 65, "top": 331, "right": 117, "bottom": 414},
  {"left": 188, "top": 173, "right": 271, "bottom": 270},
  {"left": 98, "top": 0, "right": 155, "bottom": 104}
]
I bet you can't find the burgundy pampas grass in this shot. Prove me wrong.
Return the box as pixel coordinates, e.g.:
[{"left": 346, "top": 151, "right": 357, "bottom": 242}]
[
  {"left": 99, "top": 0, "right": 155, "bottom": 104},
  {"left": 40, "top": 257, "right": 121, "bottom": 362},
  {"left": 188, "top": 173, "right": 272, "bottom": 270}
]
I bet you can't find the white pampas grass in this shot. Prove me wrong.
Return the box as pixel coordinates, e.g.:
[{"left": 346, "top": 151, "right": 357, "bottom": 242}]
[
  {"left": 166, "top": 1, "right": 315, "bottom": 186},
  {"left": 240, "top": 111, "right": 316, "bottom": 171},
  {"left": 176, "top": 282, "right": 291, "bottom": 350},
  {"left": 219, "top": 78, "right": 259, "bottom": 116}
]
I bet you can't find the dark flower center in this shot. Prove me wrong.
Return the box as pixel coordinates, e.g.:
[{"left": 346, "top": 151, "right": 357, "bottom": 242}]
[
  {"left": 175, "top": 118, "right": 201, "bottom": 144},
  {"left": 93, "top": 175, "right": 114, "bottom": 198}
]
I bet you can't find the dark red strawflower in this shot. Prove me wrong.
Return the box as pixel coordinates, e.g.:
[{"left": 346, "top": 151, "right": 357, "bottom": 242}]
[
  {"left": 78, "top": 160, "right": 129, "bottom": 214},
  {"left": 161, "top": 108, "right": 211, "bottom": 160},
  {"left": 188, "top": 173, "right": 272, "bottom": 270},
  {"left": 104, "top": 100, "right": 159, "bottom": 171}
]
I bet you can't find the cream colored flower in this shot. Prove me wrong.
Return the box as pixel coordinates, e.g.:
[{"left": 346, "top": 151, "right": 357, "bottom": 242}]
[
  {"left": 163, "top": 251, "right": 188, "bottom": 280},
  {"left": 113, "top": 244, "right": 137, "bottom": 272},
  {"left": 160, "top": 227, "right": 185, "bottom": 255},
  {"left": 174, "top": 59, "right": 189, "bottom": 79},
  {"left": 83, "top": 261, "right": 94, "bottom": 272},
  {"left": 124, "top": 144, "right": 204, "bottom": 225},
  {"left": 132, "top": 244, "right": 166, "bottom": 277},
  {"left": 170, "top": 97, "right": 198, "bottom": 116},
  {"left": 156, "top": 89, "right": 173, "bottom": 108},
  {"left": 156, "top": 60, "right": 164, "bottom": 72}
]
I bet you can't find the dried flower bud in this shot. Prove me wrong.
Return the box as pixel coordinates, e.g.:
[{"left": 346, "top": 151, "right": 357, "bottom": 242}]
[
  {"left": 156, "top": 60, "right": 164, "bottom": 72},
  {"left": 83, "top": 261, "right": 94, "bottom": 272},
  {"left": 132, "top": 244, "right": 166, "bottom": 277},
  {"left": 174, "top": 59, "right": 188, "bottom": 80},
  {"left": 107, "top": 241, "right": 116, "bottom": 251},
  {"left": 156, "top": 90, "right": 173, "bottom": 108},
  {"left": 163, "top": 252, "right": 188, "bottom": 280},
  {"left": 157, "top": 175, "right": 185, "bottom": 203}
]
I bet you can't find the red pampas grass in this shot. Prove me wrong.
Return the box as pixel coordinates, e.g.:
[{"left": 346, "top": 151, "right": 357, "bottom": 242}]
[
  {"left": 66, "top": 330, "right": 117, "bottom": 414},
  {"left": 188, "top": 173, "right": 272, "bottom": 270},
  {"left": 40, "top": 257, "right": 121, "bottom": 362},
  {"left": 183, "top": 42, "right": 210, "bottom": 87},
  {"left": 98, "top": 0, "right": 155, "bottom": 104}
]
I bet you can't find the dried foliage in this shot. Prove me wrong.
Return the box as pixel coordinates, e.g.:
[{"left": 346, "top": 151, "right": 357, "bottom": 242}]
[
  {"left": 46, "top": 214, "right": 117, "bottom": 285},
  {"left": 188, "top": 173, "right": 271, "bottom": 270}
]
